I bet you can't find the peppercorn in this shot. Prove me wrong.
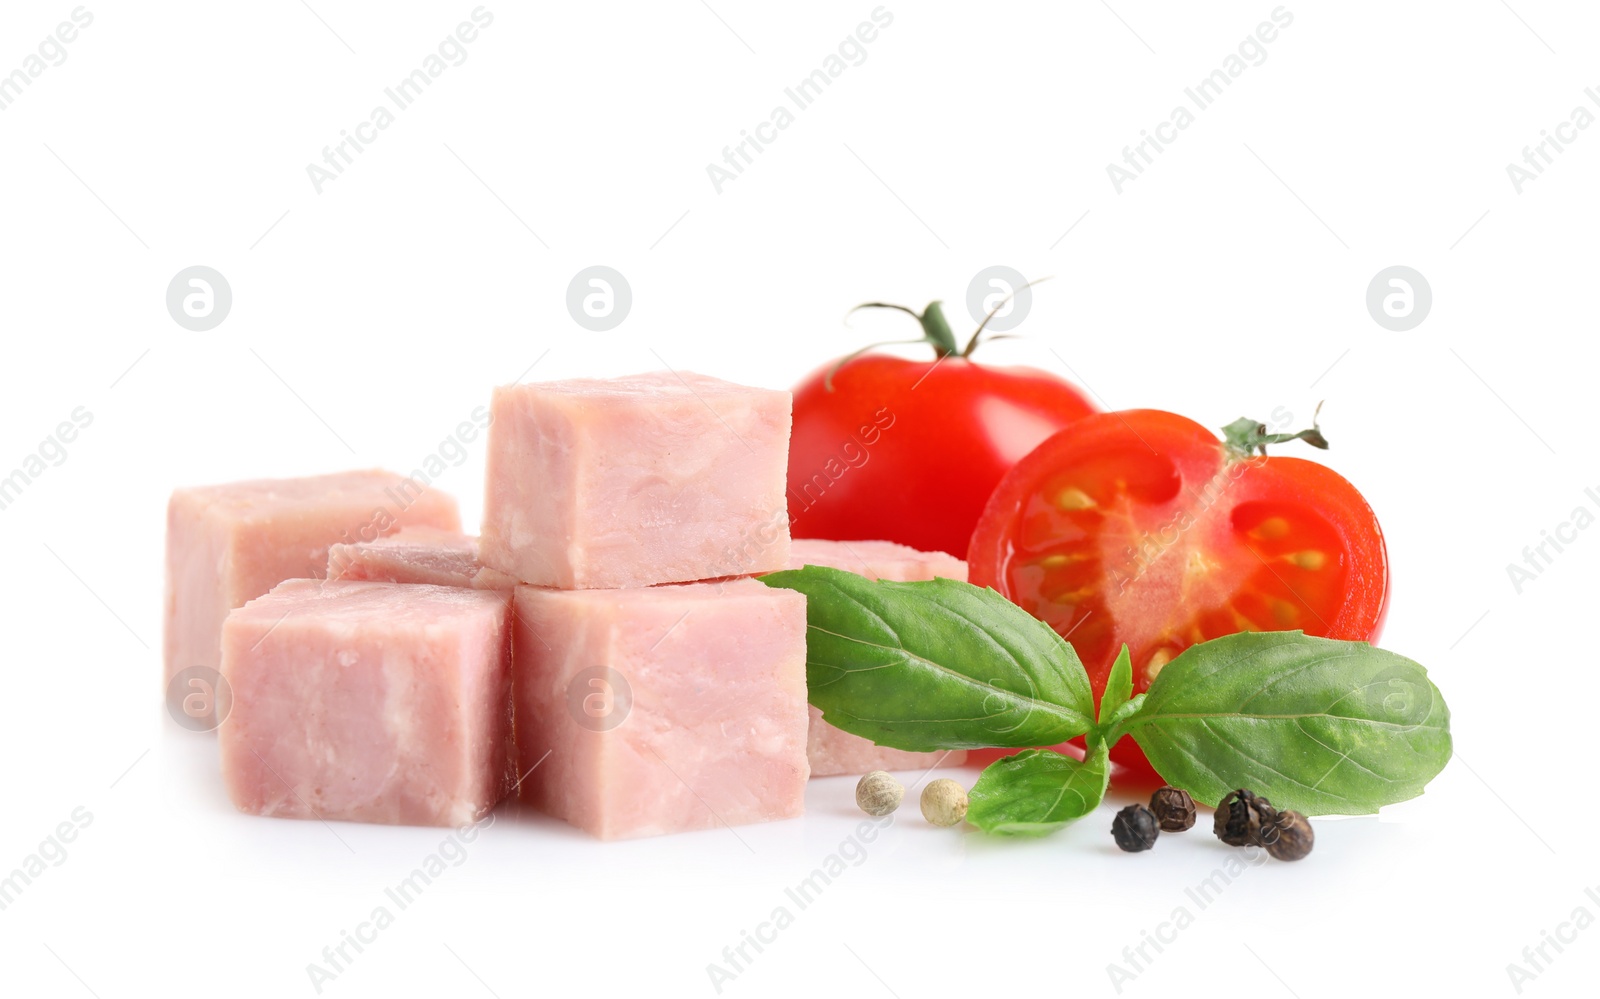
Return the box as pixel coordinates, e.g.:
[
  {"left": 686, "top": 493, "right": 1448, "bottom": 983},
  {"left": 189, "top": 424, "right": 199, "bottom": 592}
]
[
  {"left": 1149, "top": 786, "right": 1196, "bottom": 832},
  {"left": 920, "top": 778, "right": 968, "bottom": 827},
  {"left": 855, "top": 770, "right": 904, "bottom": 817},
  {"left": 1112, "top": 804, "right": 1159, "bottom": 852},
  {"left": 1213, "top": 788, "right": 1277, "bottom": 847},
  {"left": 1259, "top": 809, "right": 1315, "bottom": 861}
]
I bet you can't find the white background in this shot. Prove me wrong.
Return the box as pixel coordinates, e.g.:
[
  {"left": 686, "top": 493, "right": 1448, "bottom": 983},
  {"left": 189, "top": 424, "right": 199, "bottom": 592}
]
[{"left": 1, "top": 1, "right": 1595, "bottom": 996}]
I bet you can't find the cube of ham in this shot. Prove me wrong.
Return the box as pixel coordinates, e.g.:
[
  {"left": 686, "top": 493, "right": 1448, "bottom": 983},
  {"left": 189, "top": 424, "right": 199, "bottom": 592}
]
[
  {"left": 481, "top": 372, "right": 791, "bottom": 589},
  {"left": 787, "top": 537, "right": 967, "bottom": 581},
  {"left": 783, "top": 538, "right": 971, "bottom": 777},
  {"left": 163, "top": 470, "right": 459, "bottom": 686},
  {"left": 804, "top": 709, "right": 968, "bottom": 779},
  {"left": 219, "top": 580, "right": 513, "bottom": 827},
  {"left": 327, "top": 527, "right": 518, "bottom": 590},
  {"left": 512, "top": 578, "right": 808, "bottom": 840}
]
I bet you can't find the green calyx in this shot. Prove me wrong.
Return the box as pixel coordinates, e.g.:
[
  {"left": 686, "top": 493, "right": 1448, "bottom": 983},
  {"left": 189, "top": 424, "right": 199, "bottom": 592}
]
[
  {"left": 828, "top": 279, "right": 1050, "bottom": 390},
  {"left": 850, "top": 299, "right": 961, "bottom": 357},
  {"left": 1221, "top": 403, "right": 1329, "bottom": 458}
]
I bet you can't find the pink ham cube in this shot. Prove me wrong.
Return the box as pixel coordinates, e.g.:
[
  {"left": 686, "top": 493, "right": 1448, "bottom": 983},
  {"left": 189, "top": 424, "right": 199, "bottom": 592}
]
[
  {"left": 164, "top": 470, "right": 459, "bottom": 687},
  {"left": 783, "top": 538, "right": 970, "bottom": 777},
  {"left": 787, "top": 537, "right": 967, "bottom": 581},
  {"left": 219, "top": 580, "right": 513, "bottom": 827},
  {"left": 481, "top": 372, "right": 791, "bottom": 589},
  {"left": 327, "top": 527, "right": 517, "bottom": 590},
  {"left": 512, "top": 578, "right": 808, "bottom": 840},
  {"left": 805, "top": 707, "right": 969, "bottom": 779}
]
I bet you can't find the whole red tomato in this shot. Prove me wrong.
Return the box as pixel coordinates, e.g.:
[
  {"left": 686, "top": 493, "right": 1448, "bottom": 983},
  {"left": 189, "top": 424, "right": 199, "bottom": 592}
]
[
  {"left": 967, "top": 408, "right": 1389, "bottom": 782},
  {"left": 787, "top": 301, "right": 1097, "bottom": 558}
]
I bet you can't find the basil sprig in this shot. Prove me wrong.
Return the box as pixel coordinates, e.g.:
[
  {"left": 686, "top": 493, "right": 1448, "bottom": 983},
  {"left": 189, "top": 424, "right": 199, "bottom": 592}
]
[{"left": 762, "top": 566, "right": 1453, "bottom": 835}]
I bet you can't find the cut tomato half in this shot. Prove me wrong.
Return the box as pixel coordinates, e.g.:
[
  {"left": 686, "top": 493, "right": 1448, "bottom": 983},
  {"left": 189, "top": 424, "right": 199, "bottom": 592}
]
[{"left": 967, "top": 409, "right": 1390, "bottom": 780}]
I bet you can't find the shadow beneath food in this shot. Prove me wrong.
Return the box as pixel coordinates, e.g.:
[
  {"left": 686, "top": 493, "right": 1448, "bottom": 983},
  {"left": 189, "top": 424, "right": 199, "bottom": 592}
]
[{"left": 486, "top": 798, "right": 595, "bottom": 841}]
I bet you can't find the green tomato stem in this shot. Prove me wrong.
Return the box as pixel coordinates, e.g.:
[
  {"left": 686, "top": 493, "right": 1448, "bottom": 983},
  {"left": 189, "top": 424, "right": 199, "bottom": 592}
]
[
  {"left": 1221, "top": 402, "right": 1329, "bottom": 458},
  {"left": 845, "top": 300, "right": 958, "bottom": 357}
]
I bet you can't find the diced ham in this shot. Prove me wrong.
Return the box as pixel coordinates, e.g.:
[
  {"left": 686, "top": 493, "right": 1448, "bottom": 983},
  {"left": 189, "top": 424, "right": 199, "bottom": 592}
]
[
  {"left": 780, "top": 538, "right": 971, "bottom": 777},
  {"left": 787, "top": 537, "right": 967, "bottom": 581},
  {"left": 327, "top": 527, "right": 517, "bottom": 590},
  {"left": 804, "top": 706, "right": 968, "bottom": 778},
  {"left": 163, "top": 470, "right": 459, "bottom": 686},
  {"left": 481, "top": 372, "right": 791, "bottom": 589},
  {"left": 512, "top": 578, "right": 808, "bottom": 840},
  {"left": 219, "top": 580, "right": 513, "bottom": 828}
]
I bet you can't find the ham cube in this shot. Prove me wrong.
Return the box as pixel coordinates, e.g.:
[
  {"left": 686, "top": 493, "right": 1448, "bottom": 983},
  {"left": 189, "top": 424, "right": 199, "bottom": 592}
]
[
  {"left": 787, "top": 537, "right": 967, "bottom": 581},
  {"left": 163, "top": 470, "right": 459, "bottom": 686},
  {"left": 481, "top": 372, "right": 791, "bottom": 589},
  {"left": 327, "top": 527, "right": 517, "bottom": 590},
  {"left": 512, "top": 578, "right": 808, "bottom": 839},
  {"left": 805, "top": 706, "right": 969, "bottom": 779},
  {"left": 219, "top": 580, "right": 513, "bottom": 827},
  {"left": 782, "top": 538, "right": 970, "bottom": 777}
]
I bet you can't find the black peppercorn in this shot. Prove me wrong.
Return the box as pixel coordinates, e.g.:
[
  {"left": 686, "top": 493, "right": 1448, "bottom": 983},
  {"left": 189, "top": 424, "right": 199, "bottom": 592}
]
[
  {"left": 1112, "top": 804, "right": 1160, "bottom": 852},
  {"left": 1149, "top": 786, "right": 1196, "bottom": 832},
  {"left": 1213, "top": 788, "right": 1277, "bottom": 847},
  {"left": 1259, "top": 809, "right": 1315, "bottom": 861}
]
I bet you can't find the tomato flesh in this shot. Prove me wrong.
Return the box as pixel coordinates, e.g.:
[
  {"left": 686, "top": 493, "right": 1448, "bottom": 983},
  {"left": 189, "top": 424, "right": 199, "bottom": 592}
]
[{"left": 968, "top": 409, "right": 1389, "bottom": 779}]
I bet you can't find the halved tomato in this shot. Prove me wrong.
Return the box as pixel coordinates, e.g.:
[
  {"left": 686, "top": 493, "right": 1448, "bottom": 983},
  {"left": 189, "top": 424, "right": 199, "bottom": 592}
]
[{"left": 967, "top": 409, "right": 1389, "bottom": 781}]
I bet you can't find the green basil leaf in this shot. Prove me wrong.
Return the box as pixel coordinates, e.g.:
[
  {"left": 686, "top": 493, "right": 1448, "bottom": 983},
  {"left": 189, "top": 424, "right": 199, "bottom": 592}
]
[
  {"left": 1121, "top": 631, "right": 1452, "bottom": 815},
  {"left": 761, "top": 567, "right": 1096, "bottom": 750},
  {"left": 1098, "top": 644, "right": 1134, "bottom": 726},
  {"left": 966, "top": 745, "right": 1110, "bottom": 836}
]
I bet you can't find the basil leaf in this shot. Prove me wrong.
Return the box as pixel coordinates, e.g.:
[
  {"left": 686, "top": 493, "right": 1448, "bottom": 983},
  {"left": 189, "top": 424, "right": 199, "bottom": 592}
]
[
  {"left": 1098, "top": 644, "right": 1134, "bottom": 726},
  {"left": 1122, "top": 631, "right": 1452, "bottom": 815},
  {"left": 967, "top": 746, "right": 1110, "bottom": 836},
  {"left": 761, "top": 567, "right": 1096, "bottom": 750}
]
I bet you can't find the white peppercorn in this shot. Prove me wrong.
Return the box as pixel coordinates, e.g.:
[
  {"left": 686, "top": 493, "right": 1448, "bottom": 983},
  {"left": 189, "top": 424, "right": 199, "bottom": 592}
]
[
  {"left": 920, "top": 778, "right": 968, "bottom": 827},
  {"left": 855, "top": 770, "right": 904, "bottom": 816}
]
